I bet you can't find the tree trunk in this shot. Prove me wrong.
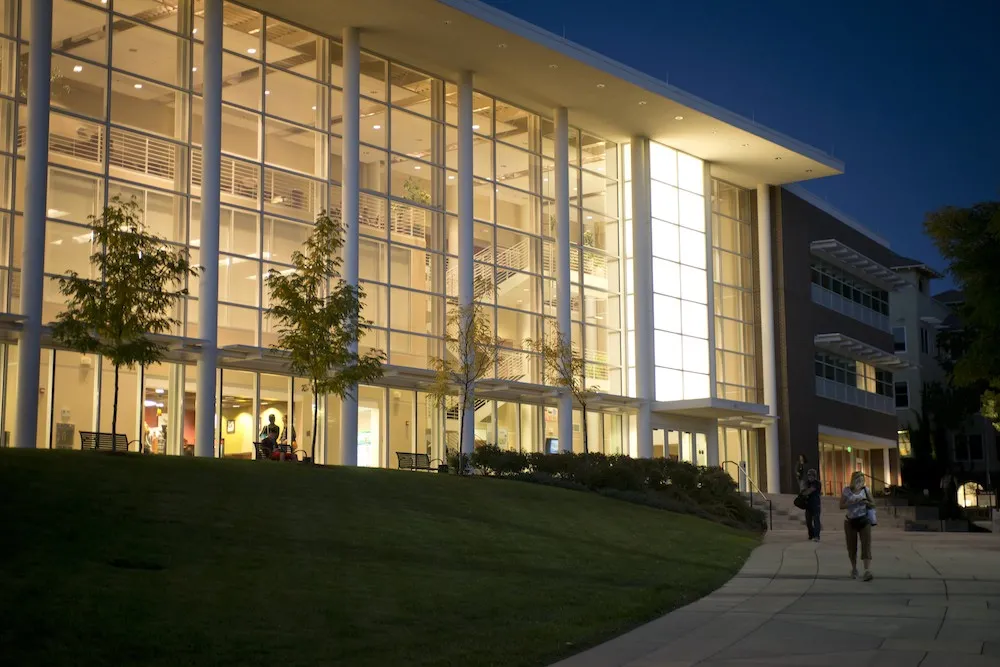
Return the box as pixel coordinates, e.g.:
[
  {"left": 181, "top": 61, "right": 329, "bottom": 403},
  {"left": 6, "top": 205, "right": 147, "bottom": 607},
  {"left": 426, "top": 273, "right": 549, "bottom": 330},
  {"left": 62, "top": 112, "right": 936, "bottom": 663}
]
[
  {"left": 457, "top": 391, "right": 467, "bottom": 476},
  {"left": 581, "top": 403, "right": 589, "bottom": 456},
  {"left": 112, "top": 363, "right": 120, "bottom": 453},
  {"left": 311, "top": 381, "right": 319, "bottom": 464}
]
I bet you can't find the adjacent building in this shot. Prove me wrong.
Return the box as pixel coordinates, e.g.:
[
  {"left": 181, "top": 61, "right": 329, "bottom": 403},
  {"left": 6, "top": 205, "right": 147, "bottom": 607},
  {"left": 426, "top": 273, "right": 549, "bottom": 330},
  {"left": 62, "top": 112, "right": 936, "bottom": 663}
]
[
  {"left": 770, "top": 186, "right": 910, "bottom": 494},
  {"left": 3, "top": 0, "right": 861, "bottom": 492}
]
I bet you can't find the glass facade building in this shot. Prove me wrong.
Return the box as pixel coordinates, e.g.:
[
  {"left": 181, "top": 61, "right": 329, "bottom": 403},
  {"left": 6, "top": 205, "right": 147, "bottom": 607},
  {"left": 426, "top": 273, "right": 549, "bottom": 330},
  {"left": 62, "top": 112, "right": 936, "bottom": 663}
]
[{"left": 3, "top": 0, "right": 848, "bottom": 490}]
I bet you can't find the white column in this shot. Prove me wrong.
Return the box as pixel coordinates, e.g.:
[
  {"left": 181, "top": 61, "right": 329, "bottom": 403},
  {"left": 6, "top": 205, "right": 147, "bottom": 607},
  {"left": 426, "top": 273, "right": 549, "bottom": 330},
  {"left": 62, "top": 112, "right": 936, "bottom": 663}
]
[
  {"left": 457, "top": 70, "right": 475, "bottom": 458},
  {"left": 706, "top": 424, "right": 720, "bottom": 467},
  {"left": 339, "top": 27, "right": 361, "bottom": 466},
  {"left": 194, "top": 0, "right": 223, "bottom": 458},
  {"left": 882, "top": 447, "right": 891, "bottom": 487},
  {"left": 13, "top": 0, "right": 53, "bottom": 449},
  {"left": 756, "top": 184, "right": 780, "bottom": 492},
  {"left": 554, "top": 107, "right": 573, "bottom": 453},
  {"left": 631, "top": 138, "right": 654, "bottom": 459}
]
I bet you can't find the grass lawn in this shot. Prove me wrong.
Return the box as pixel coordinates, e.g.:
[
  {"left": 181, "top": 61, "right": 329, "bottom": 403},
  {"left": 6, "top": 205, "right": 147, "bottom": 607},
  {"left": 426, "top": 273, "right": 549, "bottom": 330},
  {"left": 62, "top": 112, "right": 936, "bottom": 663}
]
[{"left": 0, "top": 449, "right": 758, "bottom": 667}]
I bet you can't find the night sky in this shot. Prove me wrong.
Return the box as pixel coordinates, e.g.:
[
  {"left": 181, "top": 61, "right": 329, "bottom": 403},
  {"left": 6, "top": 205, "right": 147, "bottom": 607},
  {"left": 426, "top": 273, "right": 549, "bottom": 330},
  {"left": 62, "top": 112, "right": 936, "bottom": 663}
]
[{"left": 483, "top": 0, "right": 1000, "bottom": 288}]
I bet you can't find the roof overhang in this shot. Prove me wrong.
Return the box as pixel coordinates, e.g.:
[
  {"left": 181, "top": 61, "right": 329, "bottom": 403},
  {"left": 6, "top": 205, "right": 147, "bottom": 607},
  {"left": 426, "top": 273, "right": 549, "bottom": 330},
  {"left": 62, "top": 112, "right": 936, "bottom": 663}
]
[
  {"left": 810, "top": 239, "right": 909, "bottom": 291},
  {"left": 814, "top": 333, "right": 915, "bottom": 371},
  {"left": 652, "top": 397, "right": 773, "bottom": 427},
  {"left": 819, "top": 424, "right": 896, "bottom": 450},
  {"left": 0, "top": 314, "right": 209, "bottom": 363},
  {"left": 892, "top": 263, "right": 945, "bottom": 279},
  {"left": 238, "top": 0, "right": 842, "bottom": 188}
]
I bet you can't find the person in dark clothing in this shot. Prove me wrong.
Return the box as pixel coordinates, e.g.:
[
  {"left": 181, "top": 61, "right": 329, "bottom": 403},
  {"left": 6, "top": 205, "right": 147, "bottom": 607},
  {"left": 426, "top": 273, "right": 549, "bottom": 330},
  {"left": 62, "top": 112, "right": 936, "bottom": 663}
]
[
  {"left": 802, "top": 468, "right": 822, "bottom": 541},
  {"left": 796, "top": 455, "right": 808, "bottom": 492},
  {"left": 260, "top": 414, "right": 280, "bottom": 441}
]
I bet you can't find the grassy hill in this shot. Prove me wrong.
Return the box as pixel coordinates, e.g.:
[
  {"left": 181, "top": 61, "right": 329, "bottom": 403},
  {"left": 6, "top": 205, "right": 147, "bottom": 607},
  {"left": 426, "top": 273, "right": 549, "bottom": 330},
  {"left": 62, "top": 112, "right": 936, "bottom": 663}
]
[{"left": 0, "top": 450, "right": 757, "bottom": 667}]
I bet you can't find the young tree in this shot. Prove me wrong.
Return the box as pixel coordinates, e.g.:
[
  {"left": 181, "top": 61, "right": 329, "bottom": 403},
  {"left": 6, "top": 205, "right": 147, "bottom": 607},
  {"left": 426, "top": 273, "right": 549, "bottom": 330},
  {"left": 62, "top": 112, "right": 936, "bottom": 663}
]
[
  {"left": 429, "top": 292, "right": 499, "bottom": 473},
  {"left": 528, "top": 332, "right": 596, "bottom": 454},
  {"left": 266, "top": 211, "right": 385, "bottom": 462},
  {"left": 51, "top": 196, "right": 197, "bottom": 451}
]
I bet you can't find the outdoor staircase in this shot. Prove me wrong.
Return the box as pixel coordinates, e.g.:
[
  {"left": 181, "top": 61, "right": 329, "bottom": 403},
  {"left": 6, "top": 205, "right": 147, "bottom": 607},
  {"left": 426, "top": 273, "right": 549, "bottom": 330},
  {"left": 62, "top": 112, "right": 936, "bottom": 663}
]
[{"left": 767, "top": 493, "right": 908, "bottom": 533}]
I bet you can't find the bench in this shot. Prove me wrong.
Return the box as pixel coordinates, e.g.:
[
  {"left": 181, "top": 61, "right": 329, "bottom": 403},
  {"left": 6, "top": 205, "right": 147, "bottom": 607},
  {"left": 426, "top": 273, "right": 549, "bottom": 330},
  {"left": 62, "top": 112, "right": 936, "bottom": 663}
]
[
  {"left": 253, "top": 441, "right": 303, "bottom": 462},
  {"left": 80, "top": 431, "right": 134, "bottom": 453},
  {"left": 396, "top": 452, "right": 443, "bottom": 472}
]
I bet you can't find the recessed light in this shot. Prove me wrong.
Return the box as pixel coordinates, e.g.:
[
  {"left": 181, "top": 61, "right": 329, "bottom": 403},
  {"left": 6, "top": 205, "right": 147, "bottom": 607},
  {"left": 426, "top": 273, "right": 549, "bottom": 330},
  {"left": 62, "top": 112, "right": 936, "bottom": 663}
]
[
  {"left": 414, "top": 165, "right": 421, "bottom": 170},
  {"left": 674, "top": 115, "right": 684, "bottom": 121},
  {"left": 249, "top": 28, "right": 260, "bottom": 35},
  {"left": 548, "top": 64, "right": 558, "bottom": 69},
  {"left": 596, "top": 83, "right": 606, "bottom": 89},
  {"left": 774, "top": 156, "right": 782, "bottom": 161},
  {"left": 247, "top": 48, "right": 257, "bottom": 55},
  {"left": 311, "top": 105, "right": 317, "bottom": 110},
  {"left": 805, "top": 169, "right": 813, "bottom": 173},
  {"left": 497, "top": 43, "right": 507, "bottom": 49},
  {"left": 586, "top": 215, "right": 593, "bottom": 220},
  {"left": 134, "top": 83, "right": 143, "bottom": 89},
  {"left": 444, "top": 20, "right": 452, "bottom": 25},
  {"left": 472, "top": 124, "right": 480, "bottom": 130},
  {"left": 448, "top": 175, "right": 455, "bottom": 180},
  {"left": 264, "top": 90, "right": 270, "bottom": 95},
  {"left": 192, "top": 66, "right": 198, "bottom": 72},
  {"left": 73, "top": 65, "right": 83, "bottom": 73},
  {"left": 638, "top": 100, "right": 647, "bottom": 105},
  {"left": 741, "top": 143, "right": 750, "bottom": 147},
  {"left": 373, "top": 124, "right": 381, "bottom": 130},
  {"left": 543, "top": 177, "right": 549, "bottom": 182},
  {"left": 192, "top": 28, "right": 198, "bottom": 34}
]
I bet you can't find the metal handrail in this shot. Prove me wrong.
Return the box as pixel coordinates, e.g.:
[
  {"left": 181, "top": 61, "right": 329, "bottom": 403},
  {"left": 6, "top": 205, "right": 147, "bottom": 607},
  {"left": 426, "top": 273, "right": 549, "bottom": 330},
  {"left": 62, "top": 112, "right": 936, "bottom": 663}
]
[{"left": 722, "top": 459, "right": 772, "bottom": 530}]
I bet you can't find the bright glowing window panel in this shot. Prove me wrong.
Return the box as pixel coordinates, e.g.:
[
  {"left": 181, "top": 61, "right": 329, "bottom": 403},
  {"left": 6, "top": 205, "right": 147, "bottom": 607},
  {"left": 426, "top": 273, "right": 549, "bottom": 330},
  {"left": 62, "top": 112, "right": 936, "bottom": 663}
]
[{"left": 649, "top": 143, "right": 708, "bottom": 401}]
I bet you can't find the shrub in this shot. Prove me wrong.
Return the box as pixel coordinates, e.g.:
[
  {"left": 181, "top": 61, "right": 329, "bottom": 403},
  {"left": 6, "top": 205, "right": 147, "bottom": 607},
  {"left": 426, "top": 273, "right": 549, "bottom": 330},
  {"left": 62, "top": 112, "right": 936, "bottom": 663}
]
[{"left": 470, "top": 449, "right": 765, "bottom": 532}]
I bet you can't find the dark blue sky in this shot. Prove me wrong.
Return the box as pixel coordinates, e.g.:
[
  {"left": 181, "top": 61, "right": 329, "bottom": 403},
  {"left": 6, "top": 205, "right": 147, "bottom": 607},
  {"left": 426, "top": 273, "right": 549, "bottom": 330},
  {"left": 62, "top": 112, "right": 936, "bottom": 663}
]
[{"left": 484, "top": 0, "right": 1000, "bottom": 286}]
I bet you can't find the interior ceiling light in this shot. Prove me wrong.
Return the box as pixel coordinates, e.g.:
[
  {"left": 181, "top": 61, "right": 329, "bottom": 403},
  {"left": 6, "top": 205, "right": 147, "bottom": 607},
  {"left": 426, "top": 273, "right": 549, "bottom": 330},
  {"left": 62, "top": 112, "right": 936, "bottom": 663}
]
[
  {"left": 444, "top": 20, "right": 452, "bottom": 25},
  {"left": 548, "top": 64, "right": 558, "bottom": 69},
  {"left": 497, "top": 43, "right": 507, "bottom": 49},
  {"left": 247, "top": 48, "right": 257, "bottom": 55},
  {"left": 73, "top": 65, "right": 83, "bottom": 73},
  {"left": 638, "top": 100, "right": 647, "bottom": 105},
  {"left": 133, "top": 83, "right": 143, "bottom": 89},
  {"left": 192, "top": 66, "right": 198, "bottom": 72},
  {"left": 674, "top": 115, "right": 684, "bottom": 120},
  {"left": 741, "top": 143, "right": 750, "bottom": 147},
  {"left": 472, "top": 124, "right": 480, "bottom": 130},
  {"left": 805, "top": 169, "right": 813, "bottom": 173},
  {"left": 774, "top": 156, "right": 782, "bottom": 160},
  {"left": 311, "top": 105, "right": 317, "bottom": 110},
  {"left": 373, "top": 124, "right": 381, "bottom": 130},
  {"left": 596, "top": 83, "right": 605, "bottom": 89}
]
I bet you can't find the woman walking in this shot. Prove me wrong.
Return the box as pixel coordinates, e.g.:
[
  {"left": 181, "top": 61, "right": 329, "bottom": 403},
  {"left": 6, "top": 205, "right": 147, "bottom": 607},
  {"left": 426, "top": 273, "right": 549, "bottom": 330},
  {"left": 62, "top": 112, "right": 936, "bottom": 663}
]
[
  {"left": 802, "top": 469, "right": 822, "bottom": 541},
  {"left": 841, "top": 471, "right": 875, "bottom": 581}
]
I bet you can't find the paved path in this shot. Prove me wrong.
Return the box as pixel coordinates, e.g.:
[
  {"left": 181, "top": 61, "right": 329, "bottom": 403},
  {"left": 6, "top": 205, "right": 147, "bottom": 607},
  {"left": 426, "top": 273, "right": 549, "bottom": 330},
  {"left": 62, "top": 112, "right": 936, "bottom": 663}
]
[{"left": 552, "top": 531, "right": 1000, "bottom": 667}]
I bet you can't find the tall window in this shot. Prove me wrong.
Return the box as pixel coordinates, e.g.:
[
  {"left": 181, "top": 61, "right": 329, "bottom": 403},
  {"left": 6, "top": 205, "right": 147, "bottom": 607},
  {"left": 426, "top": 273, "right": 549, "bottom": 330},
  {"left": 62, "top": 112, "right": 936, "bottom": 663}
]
[
  {"left": 894, "top": 381, "right": 909, "bottom": 408},
  {"left": 810, "top": 261, "right": 889, "bottom": 316},
  {"left": 712, "top": 180, "right": 757, "bottom": 403},
  {"left": 893, "top": 327, "right": 907, "bottom": 352}
]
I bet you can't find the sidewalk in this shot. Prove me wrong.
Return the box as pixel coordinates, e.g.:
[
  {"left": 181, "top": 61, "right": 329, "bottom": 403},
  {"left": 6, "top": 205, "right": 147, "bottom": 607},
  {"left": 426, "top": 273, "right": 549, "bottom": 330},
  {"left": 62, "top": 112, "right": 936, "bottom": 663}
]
[{"left": 551, "top": 531, "right": 1000, "bottom": 667}]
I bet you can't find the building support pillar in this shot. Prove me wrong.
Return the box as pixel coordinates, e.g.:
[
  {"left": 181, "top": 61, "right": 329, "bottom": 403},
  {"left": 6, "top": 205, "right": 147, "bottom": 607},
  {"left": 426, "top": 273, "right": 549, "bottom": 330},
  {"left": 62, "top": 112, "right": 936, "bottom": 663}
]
[
  {"left": 554, "top": 107, "right": 573, "bottom": 452},
  {"left": 706, "top": 424, "right": 720, "bottom": 467},
  {"left": 457, "top": 70, "right": 475, "bottom": 460},
  {"left": 756, "top": 184, "right": 780, "bottom": 492},
  {"left": 883, "top": 447, "right": 892, "bottom": 488},
  {"left": 14, "top": 0, "right": 53, "bottom": 449},
  {"left": 631, "top": 138, "right": 654, "bottom": 459},
  {"left": 194, "top": 0, "right": 223, "bottom": 458},
  {"left": 338, "top": 27, "right": 361, "bottom": 466}
]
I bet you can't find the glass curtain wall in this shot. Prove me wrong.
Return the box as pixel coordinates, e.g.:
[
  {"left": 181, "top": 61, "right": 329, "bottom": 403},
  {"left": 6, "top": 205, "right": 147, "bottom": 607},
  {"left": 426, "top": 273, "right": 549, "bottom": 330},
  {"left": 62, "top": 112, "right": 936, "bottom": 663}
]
[
  {"left": 711, "top": 180, "right": 758, "bottom": 404},
  {"left": 1, "top": 0, "right": 630, "bottom": 456}
]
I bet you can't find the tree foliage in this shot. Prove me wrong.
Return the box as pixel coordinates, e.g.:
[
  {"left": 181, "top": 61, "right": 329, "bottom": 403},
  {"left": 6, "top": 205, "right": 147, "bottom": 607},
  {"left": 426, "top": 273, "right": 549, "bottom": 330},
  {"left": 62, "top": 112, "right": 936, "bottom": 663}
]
[
  {"left": 925, "top": 202, "right": 1000, "bottom": 390},
  {"left": 527, "top": 332, "right": 597, "bottom": 455},
  {"left": 51, "top": 197, "right": 197, "bottom": 449},
  {"left": 428, "top": 289, "right": 499, "bottom": 472},
  {"left": 265, "top": 212, "right": 385, "bottom": 461}
]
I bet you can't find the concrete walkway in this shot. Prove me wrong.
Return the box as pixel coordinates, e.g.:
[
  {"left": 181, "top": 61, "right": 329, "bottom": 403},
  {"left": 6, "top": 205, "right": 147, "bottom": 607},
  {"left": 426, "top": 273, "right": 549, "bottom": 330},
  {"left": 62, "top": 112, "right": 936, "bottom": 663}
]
[{"left": 552, "top": 531, "right": 1000, "bottom": 667}]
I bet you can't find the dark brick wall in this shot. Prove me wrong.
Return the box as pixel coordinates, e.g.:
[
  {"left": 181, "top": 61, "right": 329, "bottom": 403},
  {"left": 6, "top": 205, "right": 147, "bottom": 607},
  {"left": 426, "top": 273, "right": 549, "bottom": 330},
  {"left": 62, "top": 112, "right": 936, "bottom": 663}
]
[{"left": 770, "top": 187, "right": 898, "bottom": 493}]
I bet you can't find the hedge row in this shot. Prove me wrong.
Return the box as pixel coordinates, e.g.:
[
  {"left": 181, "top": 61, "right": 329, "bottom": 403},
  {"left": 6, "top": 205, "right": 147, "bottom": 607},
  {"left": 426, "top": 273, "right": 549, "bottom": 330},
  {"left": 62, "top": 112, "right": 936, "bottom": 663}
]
[{"left": 467, "top": 445, "right": 766, "bottom": 531}]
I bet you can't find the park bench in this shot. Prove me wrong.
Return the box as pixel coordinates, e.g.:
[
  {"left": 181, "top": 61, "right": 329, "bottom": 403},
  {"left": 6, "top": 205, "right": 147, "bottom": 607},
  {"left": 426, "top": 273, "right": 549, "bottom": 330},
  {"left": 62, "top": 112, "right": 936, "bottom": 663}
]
[
  {"left": 79, "top": 431, "right": 134, "bottom": 453},
  {"left": 396, "top": 452, "right": 444, "bottom": 472}
]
